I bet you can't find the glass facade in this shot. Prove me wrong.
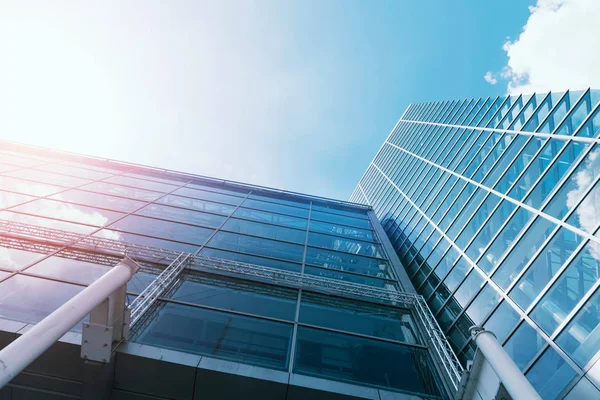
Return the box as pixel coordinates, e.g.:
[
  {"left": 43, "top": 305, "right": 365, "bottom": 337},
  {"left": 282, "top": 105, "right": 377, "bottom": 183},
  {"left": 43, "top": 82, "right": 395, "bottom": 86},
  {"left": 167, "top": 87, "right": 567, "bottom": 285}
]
[
  {"left": 352, "top": 88, "right": 600, "bottom": 399},
  {"left": 0, "top": 142, "right": 453, "bottom": 399}
]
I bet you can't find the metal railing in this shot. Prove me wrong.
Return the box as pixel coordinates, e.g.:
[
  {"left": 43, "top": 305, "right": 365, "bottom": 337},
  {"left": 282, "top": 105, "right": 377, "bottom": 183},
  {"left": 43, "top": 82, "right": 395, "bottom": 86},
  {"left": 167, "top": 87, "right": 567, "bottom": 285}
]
[{"left": 0, "top": 219, "right": 463, "bottom": 389}]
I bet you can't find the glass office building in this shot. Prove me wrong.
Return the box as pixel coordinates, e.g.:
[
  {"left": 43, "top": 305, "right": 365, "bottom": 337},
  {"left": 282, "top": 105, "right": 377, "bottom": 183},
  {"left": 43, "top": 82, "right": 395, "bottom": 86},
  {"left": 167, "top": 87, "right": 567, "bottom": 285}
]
[
  {"left": 351, "top": 88, "right": 600, "bottom": 399},
  {"left": 0, "top": 141, "right": 461, "bottom": 399}
]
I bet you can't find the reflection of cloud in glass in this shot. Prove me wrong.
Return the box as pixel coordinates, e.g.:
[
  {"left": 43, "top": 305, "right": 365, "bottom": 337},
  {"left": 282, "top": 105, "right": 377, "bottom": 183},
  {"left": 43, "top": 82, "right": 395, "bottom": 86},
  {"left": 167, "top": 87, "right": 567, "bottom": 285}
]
[
  {"left": 0, "top": 191, "right": 122, "bottom": 270},
  {"left": 566, "top": 148, "right": 600, "bottom": 259}
]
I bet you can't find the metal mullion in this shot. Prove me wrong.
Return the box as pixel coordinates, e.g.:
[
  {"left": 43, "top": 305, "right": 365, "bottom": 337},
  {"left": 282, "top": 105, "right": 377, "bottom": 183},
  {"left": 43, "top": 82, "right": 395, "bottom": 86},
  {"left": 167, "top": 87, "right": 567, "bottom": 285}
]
[
  {"left": 296, "top": 321, "right": 429, "bottom": 350},
  {"left": 387, "top": 142, "right": 600, "bottom": 247},
  {"left": 371, "top": 162, "right": 584, "bottom": 376},
  {"left": 8, "top": 168, "right": 154, "bottom": 278},
  {"left": 289, "top": 198, "right": 311, "bottom": 374},
  {"left": 429, "top": 100, "right": 454, "bottom": 122},
  {"left": 493, "top": 95, "right": 525, "bottom": 129},
  {"left": 18, "top": 177, "right": 194, "bottom": 277},
  {"left": 441, "top": 99, "right": 469, "bottom": 125},
  {"left": 509, "top": 180, "right": 600, "bottom": 314},
  {"left": 288, "top": 289, "right": 301, "bottom": 374},
  {"left": 525, "top": 223, "right": 600, "bottom": 318},
  {"left": 157, "top": 297, "right": 295, "bottom": 326},
  {"left": 0, "top": 166, "right": 130, "bottom": 215},
  {"left": 421, "top": 101, "right": 448, "bottom": 124},
  {"left": 447, "top": 99, "right": 475, "bottom": 125},
  {"left": 419, "top": 100, "right": 447, "bottom": 124},
  {"left": 455, "top": 96, "right": 579, "bottom": 269},
  {"left": 424, "top": 99, "right": 549, "bottom": 267},
  {"left": 468, "top": 97, "right": 500, "bottom": 128},
  {"left": 415, "top": 101, "right": 438, "bottom": 122},
  {"left": 458, "top": 97, "right": 489, "bottom": 126},
  {"left": 352, "top": 101, "right": 416, "bottom": 194}
]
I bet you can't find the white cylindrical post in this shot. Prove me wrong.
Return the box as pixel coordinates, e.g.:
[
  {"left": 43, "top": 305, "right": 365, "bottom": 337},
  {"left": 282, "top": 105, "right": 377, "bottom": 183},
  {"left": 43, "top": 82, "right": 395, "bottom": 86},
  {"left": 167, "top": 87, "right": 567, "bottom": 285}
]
[
  {"left": 0, "top": 257, "right": 139, "bottom": 389},
  {"left": 471, "top": 327, "right": 541, "bottom": 400}
]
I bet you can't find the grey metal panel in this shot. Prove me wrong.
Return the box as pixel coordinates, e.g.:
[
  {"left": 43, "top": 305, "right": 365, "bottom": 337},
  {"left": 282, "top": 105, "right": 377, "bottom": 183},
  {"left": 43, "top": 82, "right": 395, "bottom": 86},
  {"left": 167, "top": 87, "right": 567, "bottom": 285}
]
[
  {"left": 564, "top": 376, "right": 600, "bottom": 400},
  {"left": 378, "top": 390, "right": 427, "bottom": 400},
  {"left": 197, "top": 356, "right": 288, "bottom": 384},
  {"left": 9, "top": 386, "right": 77, "bottom": 400},
  {"left": 22, "top": 339, "right": 83, "bottom": 383},
  {"left": 10, "top": 372, "right": 81, "bottom": 397},
  {"left": 111, "top": 389, "right": 172, "bottom": 400},
  {"left": 0, "top": 387, "right": 10, "bottom": 400},
  {"left": 288, "top": 374, "right": 379, "bottom": 400},
  {"left": 114, "top": 351, "right": 197, "bottom": 400},
  {"left": 193, "top": 367, "right": 287, "bottom": 400}
]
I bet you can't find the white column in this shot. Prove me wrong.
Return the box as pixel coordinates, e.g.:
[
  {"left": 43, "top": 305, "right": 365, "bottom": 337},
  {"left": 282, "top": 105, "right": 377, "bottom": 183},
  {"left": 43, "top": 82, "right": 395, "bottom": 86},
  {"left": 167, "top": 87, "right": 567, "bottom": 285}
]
[
  {"left": 0, "top": 257, "right": 139, "bottom": 389},
  {"left": 471, "top": 327, "right": 541, "bottom": 400}
]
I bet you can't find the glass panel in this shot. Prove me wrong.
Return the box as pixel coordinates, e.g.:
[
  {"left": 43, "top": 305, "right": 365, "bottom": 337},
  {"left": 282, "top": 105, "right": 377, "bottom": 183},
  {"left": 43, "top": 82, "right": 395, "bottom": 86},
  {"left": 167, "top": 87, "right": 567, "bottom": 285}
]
[
  {"left": 0, "top": 210, "right": 97, "bottom": 235},
  {"left": 526, "top": 347, "right": 577, "bottom": 399},
  {"left": 0, "top": 275, "right": 84, "bottom": 328},
  {"left": 304, "top": 266, "right": 393, "bottom": 288},
  {"left": 543, "top": 146, "right": 600, "bottom": 220},
  {"left": 50, "top": 189, "right": 147, "bottom": 213},
  {"left": 304, "top": 247, "right": 391, "bottom": 278},
  {"left": 158, "top": 194, "right": 236, "bottom": 216},
  {"left": 294, "top": 326, "right": 441, "bottom": 397},
  {"left": 137, "top": 203, "right": 226, "bottom": 229},
  {"left": 504, "top": 321, "right": 544, "bottom": 370},
  {"left": 491, "top": 216, "right": 555, "bottom": 290},
  {"left": 0, "top": 176, "right": 63, "bottom": 197},
  {"left": 299, "top": 292, "right": 419, "bottom": 344},
  {"left": 198, "top": 247, "right": 301, "bottom": 272},
  {"left": 0, "top": 247, "right": 47, "bottom": 272},
  {"left": 556, "top": 286, "right": 600, "bottom": 367},
  {"left": 108, "top": 215, "right": 214, "bottom": 245},
  {"left": 186, "top": 181, "right": 249, "bottom": 197},
  {"left": 234, "top": 207, "right": 307, "bottom": 229},
  {"left": 5, "top": 168, "right": 91, "bottom": 187},
  {"left": 82, "top": 181, "right": 163, "bottom": 202},
  {"left": 134, "top": 302, "right": 292, "bottom": 370},
  {"left": 510, "top": 227, "right": 583, "bottom": 310},
  {"left": 311, "top": 203, "right": 369, "bottom": 219},
  {"left": 173, "top": 187, "right": 244, "bottom": 205},
  {"left": 483, "top": 301, "right": 520, "bottom": 343},
  {"left": 531, "top": 241, "right": 600, "bottom": 335},
  {"left": 170, "top": 272, "right": 297, "bottom": 320},
  {"left": 247, "top": 193, "right": 310, "bottom": 209},
  {"left": 309, "top": 220, "right": 374, "bottom": 241},
  {"left": 525, "top": 142, "right": 590, "bottom": 210},
  {"left": 0, "top": 190, "right": 34, "bottom": 209},
  {"left": 207, "top": 231, "right": 304, "bottom": 263},
  {"left": 93, "top": 230, "right": 199, "bottom": 253},
  {"left": 307, "top": 233, "right": 384, "bottom": 258},
  {"left": 39, "top": 163, "right": 113, "bottom": 180},
  {"left": 310, "top": 210, "right": 370, "bottom": 229},
  {"left": 12, "top": 199, "right": 125, "bottom": 227},
  {"left": 222, "top": 218, "right": 306, "bottom": 244},
  {"left": 466, "top": 200, "right": 516, "bottom": 263},
  {"left": 241, "top": 198, "right": 308, "bottom": 218},
  {"left": 566, "top": 178, "right": 600, "bottom": 233},
  {"left": 105, "top": 175, "right": 179, "bottom": 193},
  {"left": 25, "top": 255, "right": 112, "bottom": 286}
]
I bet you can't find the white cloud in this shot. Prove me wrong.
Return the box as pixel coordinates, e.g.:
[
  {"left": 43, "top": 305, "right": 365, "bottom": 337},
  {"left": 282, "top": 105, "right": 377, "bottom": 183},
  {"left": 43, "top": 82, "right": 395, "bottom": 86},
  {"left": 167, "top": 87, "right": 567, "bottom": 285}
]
[
  {"left": 484, "top": 72, "right": 498, "bottom": 85},
  {"left": 500, "top": 0, "right": 600, "bottom": 94}
]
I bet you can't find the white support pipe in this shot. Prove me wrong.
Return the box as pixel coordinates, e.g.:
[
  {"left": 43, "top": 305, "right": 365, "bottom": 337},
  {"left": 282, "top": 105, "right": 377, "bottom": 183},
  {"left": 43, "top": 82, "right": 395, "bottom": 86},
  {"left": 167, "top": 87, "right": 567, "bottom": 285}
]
[
  {"left": 0, "top": 257, "right": 139, "bottom": 389},
  {"left": 470, "top": 327, "right": 541, "bottom": 400}
]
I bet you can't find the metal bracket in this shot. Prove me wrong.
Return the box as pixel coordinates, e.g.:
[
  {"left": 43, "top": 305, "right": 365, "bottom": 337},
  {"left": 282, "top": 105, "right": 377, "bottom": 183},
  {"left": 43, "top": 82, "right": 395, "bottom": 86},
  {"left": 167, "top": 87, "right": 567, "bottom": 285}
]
[{"left": 81, "top": 323, "right": 113, "bottom": 363}]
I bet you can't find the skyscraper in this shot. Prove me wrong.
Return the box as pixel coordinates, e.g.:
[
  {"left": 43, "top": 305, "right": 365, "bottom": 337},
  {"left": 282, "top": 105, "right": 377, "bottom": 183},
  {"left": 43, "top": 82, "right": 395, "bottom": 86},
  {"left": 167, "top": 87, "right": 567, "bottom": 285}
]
[
  {"left": 352, "top": 89, "right": 600, "bottom": 399},
  {"left": 0, "top": 141, "right": 460, "bottom": 399}
]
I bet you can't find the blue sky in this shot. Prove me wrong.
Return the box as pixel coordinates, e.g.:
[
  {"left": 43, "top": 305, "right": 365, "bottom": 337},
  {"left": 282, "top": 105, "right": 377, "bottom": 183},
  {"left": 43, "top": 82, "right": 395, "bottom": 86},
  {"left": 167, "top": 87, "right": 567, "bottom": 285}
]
[{"left": 3, "top": 0, "right": 597, "bottom": 201}]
